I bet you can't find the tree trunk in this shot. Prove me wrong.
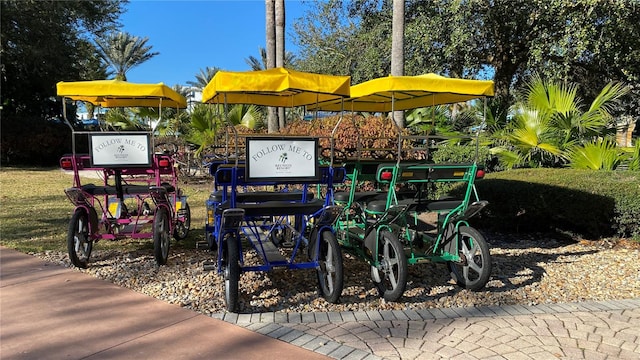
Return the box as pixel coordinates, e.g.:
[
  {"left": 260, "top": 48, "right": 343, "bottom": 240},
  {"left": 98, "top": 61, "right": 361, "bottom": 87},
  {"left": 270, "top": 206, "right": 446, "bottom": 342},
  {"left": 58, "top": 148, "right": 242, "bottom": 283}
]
[
  {"left": 275, "top": 0, "right": 286, "bottom": 129},
  {"left": 391, "top": 0, "right": 405, "bottom": 129},
  {"left": 266, "top": 0, "right": 278, "bottom": 133}
]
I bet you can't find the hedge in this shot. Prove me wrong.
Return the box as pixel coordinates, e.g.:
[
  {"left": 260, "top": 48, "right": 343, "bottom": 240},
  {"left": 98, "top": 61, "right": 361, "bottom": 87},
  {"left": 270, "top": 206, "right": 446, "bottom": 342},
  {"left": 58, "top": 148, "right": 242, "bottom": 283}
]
[{"left": 464, "top": 169, "right": 640, "bottom": 239}]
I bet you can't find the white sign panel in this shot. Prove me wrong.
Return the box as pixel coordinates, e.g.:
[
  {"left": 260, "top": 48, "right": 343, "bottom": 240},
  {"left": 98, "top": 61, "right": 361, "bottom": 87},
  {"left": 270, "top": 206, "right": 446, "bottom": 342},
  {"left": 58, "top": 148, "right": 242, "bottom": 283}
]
[
  {"left": 246, "top": 137, "right": 318, "bottom": 182},
  {"left": 90, "top": 133, "right": 151, "bottom": 167}
]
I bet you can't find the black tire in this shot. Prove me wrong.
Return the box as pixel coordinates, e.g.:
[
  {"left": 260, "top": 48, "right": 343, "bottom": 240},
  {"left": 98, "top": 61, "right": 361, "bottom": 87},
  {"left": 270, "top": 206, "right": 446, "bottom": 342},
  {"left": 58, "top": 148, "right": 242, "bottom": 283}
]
[
  {"left": 153, "top": 207, "right": 171, "bottom": 265},
  {"left": 173, "top": 202, "right": 191, "bottom": 240},
  {"left": 67, "top": 209, "right": 93, "bottom": 268},
  {"left": 223, "top": 234, "right": 240, "bottom": 312},
  {"left": 371, "top": 230, "right": 408, "bottom": 302},
  {"left": 447, "top": 226, "right": 491, "bottom": 291},
  {"left": 312, "top": 230, "right": 344, "bottom": 303}
]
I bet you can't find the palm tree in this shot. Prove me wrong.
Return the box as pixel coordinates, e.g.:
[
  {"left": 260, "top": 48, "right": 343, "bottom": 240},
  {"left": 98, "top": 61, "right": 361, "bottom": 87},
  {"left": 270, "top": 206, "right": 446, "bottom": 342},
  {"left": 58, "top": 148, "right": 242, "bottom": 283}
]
[
  {"left": 391, "top": 0, "right": 405, "bottom": 128},
  {"left": 245, "top": 47, "right": 297, "bottom": 70},
  {"left": 187, "top": 66, "right": 220, "bottom": 89},
  {"left": 493, "top": 74, "right": 630, "bottom": 169},
  {"left": 566, "top": 139, "right": 623, "bottom": 170},
  {"left": 265, "top": 0, "right": 278, "bottom": 133},
  {"left": 187, "top": 103, "right": 223, "bottom": 155},
  {"left": 95, "top": 32, "right": 159, "bottom": 81}
]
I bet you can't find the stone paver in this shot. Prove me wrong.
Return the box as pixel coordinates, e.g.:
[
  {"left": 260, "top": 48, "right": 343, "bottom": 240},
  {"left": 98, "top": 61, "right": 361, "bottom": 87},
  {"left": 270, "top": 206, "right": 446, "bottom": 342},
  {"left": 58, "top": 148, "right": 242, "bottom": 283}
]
[{"left": 225, "top": 299, "right": 640, "bottom": 359}]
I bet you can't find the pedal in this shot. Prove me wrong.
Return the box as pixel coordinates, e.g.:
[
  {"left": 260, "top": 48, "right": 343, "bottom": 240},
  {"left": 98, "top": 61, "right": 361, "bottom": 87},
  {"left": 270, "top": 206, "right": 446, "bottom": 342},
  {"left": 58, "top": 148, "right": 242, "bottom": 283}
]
[
  {"left": 221, "top": 208, "right": 245, "bottom": 230},
  {"left": 195, "top": 241, "right": 209, "bottom": 250},
  {"left": 203, "top": 260, "right": 217, "bottom": 271},
  {"left": 280, "top": 240, "right": 295, "bottom": 248},
  {"left": 461, "top": 200, "right": 488, "bottom": 219}
]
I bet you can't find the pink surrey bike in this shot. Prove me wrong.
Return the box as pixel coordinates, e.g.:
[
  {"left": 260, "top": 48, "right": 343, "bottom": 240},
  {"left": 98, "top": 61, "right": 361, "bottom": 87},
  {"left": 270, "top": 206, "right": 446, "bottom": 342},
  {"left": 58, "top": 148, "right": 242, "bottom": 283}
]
[{"left": 57, "top": 80, "right": 191, "bottom": 268}]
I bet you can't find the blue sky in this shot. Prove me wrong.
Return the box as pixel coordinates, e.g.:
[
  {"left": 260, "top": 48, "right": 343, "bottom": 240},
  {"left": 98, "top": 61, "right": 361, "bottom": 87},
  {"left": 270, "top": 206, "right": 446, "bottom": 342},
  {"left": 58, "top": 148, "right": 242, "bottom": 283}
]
[{"left": 119, "top": 0, "right": 309, "bottom": 87}]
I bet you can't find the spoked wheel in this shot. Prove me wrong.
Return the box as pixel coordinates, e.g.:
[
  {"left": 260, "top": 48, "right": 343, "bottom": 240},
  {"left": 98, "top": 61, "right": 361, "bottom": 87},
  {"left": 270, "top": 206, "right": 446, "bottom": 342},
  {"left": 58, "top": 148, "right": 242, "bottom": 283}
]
[
  {"left": 67, "top": 209, "right": 93, "bottom": 268},
  {"left": 173, "top": 202, "right": 191, "bottom": 240},
  {"left": 153, "top": 207, "right": 171, "bottom": 265},
  {"left": 371, "top": 230, "right": 408, "bottom": 302},
  {"left": 222, "top": 233, "right": 240, "bottom": 312},
  {"left": 312, "top": 230, "right": 344, "bottom": 303},
  {"left": 447, "top": 226, "right": 491, "bottom": 291}
]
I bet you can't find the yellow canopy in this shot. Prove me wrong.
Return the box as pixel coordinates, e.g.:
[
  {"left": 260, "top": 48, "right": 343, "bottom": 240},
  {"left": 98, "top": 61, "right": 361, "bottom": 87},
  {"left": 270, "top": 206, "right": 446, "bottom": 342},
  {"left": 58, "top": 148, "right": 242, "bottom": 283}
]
[
  {"left": 308, "top": 73, "right": 494, "bottom": 112},
  {"left": 56, "top": 79, "right": 187, "bottom": 108},
  {"left": 201, "top": 67, "right": 350, "bottom": 107}
]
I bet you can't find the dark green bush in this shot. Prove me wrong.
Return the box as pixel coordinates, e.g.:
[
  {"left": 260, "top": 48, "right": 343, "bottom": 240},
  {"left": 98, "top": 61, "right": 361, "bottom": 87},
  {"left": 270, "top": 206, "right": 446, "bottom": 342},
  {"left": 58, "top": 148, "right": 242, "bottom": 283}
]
[
  {"left": 463, "top": 169, "right": 640, "bottom": 239},
  {"left": 1, "top": 116, "right": 72, "bottom": 166},
  {"left": 431, "top": 143, "right": 492, "bottom": 166}
]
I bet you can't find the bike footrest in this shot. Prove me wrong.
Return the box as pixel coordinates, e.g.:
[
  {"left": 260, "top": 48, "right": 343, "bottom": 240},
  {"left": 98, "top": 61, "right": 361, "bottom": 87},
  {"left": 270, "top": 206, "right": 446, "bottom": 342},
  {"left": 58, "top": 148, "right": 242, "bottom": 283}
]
[
  {"left": 246, "top": 232, "right": 287, "bottom": 263},
  {"left": 203, "top": 260, "right": 217, "bottom": 271}
]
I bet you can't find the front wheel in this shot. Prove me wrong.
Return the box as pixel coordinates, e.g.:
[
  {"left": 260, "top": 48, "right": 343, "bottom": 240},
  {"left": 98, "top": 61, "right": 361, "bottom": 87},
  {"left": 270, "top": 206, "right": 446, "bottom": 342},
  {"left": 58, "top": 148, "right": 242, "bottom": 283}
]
[
  {"left": 153, "top": 207, "right": 171, "bottom": 265},
  {"left": 223, "top": 234, "right": 240, "bottom": 312},
  {"left": 312, "top": 230, "right": 344, "bottom": 304},
  {"left": 371, "top": 230, "right": 407, "bottom": 302},
  {"left": 173, "top": 202, "right": 191, "bottom": 240},
  {"left": 67, "top": 209, "right": 93, "bottom": 268},
  {"left": 447, "top": 226, "right": 491, "bottom": 291}
]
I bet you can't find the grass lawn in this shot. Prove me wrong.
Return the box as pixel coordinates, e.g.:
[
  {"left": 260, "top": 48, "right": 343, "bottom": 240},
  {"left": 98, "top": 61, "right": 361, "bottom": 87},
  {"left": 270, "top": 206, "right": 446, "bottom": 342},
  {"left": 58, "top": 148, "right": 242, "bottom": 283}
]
[{"left": 0, "top": 167, "right": 212, "bottom": 254}]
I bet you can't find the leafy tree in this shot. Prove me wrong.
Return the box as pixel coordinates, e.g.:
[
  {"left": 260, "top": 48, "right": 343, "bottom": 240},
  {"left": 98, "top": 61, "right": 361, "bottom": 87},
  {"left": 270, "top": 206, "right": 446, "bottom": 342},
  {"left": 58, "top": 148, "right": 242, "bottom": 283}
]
[
  {"left": 1, "top": 0, "right": 125, "bottom": 118},
  {"left": 292, "top": 0, "right": 640, "bottom": 121},
  {"left": 94, "top": 31, "right": 158, "bottom": 81},
  {"left": 292, "top": 0, "right": 388, "bottom": 83}
]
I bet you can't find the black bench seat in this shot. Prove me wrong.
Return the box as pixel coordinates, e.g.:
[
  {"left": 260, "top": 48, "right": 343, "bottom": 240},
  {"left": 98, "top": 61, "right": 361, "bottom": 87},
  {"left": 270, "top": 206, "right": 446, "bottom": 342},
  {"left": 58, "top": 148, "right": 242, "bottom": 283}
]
[
  {"left": 334, "top": 189, "right": 418, "bottom": 204},
  {"left": 217, "top": 199, "right": 325, "bottom": 217},
  {"left": 366, "top": 198, "right": 463, "bottom": 213},
  {"left": 209, "top": 190, "right": 314, "bottom": 203},
  {"left": 80, "top": 183, "right": 175, "bottom": 196}
]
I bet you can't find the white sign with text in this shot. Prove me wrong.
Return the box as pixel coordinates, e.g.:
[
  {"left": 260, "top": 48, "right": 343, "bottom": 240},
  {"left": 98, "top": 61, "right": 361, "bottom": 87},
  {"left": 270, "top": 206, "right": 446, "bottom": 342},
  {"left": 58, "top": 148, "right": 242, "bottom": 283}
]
[
  {"left": 246, "top": 138, "right": 318, "bottom": 181},
  {"left": 90, "top": 133, "right": 151, "bottom": 167}
]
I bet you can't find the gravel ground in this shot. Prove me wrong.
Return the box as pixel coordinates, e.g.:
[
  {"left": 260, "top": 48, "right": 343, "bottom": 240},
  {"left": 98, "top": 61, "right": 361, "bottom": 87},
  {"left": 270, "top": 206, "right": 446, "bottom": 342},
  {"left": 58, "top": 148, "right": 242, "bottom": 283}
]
[{"left": 33, "top": 230, "right": 640, "bottom": 315}]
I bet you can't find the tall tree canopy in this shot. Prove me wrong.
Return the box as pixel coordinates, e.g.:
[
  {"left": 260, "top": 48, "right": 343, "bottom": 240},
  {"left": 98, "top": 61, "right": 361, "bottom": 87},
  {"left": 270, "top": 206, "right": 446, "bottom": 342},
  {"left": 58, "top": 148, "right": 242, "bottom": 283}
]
[
  {"left": 1, "top": 0, "right": 126, "bottom": 118},
  {"left": 94, "top": 31, "right": 158, "bottom": 81},
  {"left": 293, "top": 0, "right": 640, "bottom": 119}
]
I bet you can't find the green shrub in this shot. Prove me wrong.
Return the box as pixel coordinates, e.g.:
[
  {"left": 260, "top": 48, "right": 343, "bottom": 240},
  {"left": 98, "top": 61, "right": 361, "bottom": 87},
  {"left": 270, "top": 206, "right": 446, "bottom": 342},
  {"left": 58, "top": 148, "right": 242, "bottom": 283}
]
[
  {"left": 431, "top": 143, "right": 492, "bottom": 165},
  {"left": 1, "top": 116, "right": 72, "bottom": 166},
  {"left": 463, "top": 168, "right": 640, "bottom": 239}
]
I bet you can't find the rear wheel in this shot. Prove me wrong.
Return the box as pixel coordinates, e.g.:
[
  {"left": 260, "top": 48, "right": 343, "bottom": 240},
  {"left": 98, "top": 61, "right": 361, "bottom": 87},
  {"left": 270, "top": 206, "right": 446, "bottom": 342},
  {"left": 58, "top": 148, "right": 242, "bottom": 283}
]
[
  {"left": 447, "top": 226, "right": 491, "bottom": 291},
  {"left": 67, "top": 209, "right": 93, "bottom": 268},
  {"left": 223, "top": 234, "right": 240, "bottom": 312},
  {"left": 173, "top": 202, "right": 191, "bottom": 240},
  {"left": 371, "top": 230, "right": 407, "bottom": 302},
  {"left": 153, "top": 207, "right": 171, "bottom": 265},
  {"left": 312, "top": 230, "right": 344, "bottom": 303}
]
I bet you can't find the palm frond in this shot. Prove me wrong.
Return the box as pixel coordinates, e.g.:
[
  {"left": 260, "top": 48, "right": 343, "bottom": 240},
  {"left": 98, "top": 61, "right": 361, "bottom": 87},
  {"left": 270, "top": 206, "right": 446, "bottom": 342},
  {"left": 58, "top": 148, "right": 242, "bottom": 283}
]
[{"left": 566, "top": 139, "right": 622, "bottom": 170}]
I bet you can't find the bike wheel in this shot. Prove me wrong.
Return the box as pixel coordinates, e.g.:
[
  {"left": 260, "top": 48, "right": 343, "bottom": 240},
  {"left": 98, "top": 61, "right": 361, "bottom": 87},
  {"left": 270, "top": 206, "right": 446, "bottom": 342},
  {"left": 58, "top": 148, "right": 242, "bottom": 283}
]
[
  {"left": 173, "top": 202, "right": 191, "bottom": 240},
  {"left": 223, "top": 233, "right": 240, "bottom": 312},
  {"left": 67, "top": 209, "right": 93, "bottom": 268},
  {"left": 153, "top": 207, "right": 171, "bottom": 265},
  {"left": 371, "top": 229, "right": 408, "bottom": 302},
  {"left": 313, "top": 230, "right": 344, "bottom": 303},
  {"left": 447, "top": 226, "right": 491, "bottom": 291}
]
